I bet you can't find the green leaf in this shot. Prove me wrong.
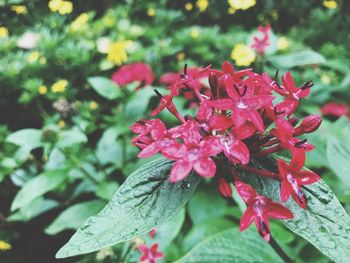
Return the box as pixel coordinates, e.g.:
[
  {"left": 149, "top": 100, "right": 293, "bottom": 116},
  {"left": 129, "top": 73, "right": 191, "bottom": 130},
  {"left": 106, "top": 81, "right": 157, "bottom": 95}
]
[
  {"left": 123, "top": 87, "right": 155, "bottom": 124},
  {"left": 96, "top": 127, "right": 122, "bottom": 165},
  {"left": 56, "top": 158, "right": 201, "bottom": 258},
  {"left": 242, "top": 160, "right": 350, "bottom": 263},
  {"left": 326, "top": 118, "right": 350, "bottom": 186},
  {"left": 57, "top": 127, "right": 88, "bottom": 148},
  {"left": 182, "top": 218, "right": 233, "bottom": 253},
  {"left": 87, "top": 76, "right": 122, "bottom": 100},
  {"left": 45, "top": 200, "right": 106, "bottom": 235},
  {"left": 176, "top": 228, "right": 283, "bottom": 263},
  {"left": 11, "top": 169, "right": 66, "bottom": 211},
  {"left": 143, "top": 209, "right": 185, "bottom": 250},
  {"left": 269, "top": 50, "right": 326, "bottom": 68},
  {"left": 8, "top": 197, "right": 59, "bottom": 222},
  {"left": 188, "top": 186, "right": 230, "bottom": 224},
  {"left": 6, "top": 128, "right": 42, "bottom": 149}
]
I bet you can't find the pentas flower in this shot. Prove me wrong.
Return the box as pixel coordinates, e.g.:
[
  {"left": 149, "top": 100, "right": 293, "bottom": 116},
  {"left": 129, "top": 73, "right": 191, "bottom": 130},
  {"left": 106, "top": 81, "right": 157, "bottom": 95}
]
[
  {"left": 138, "top": 243, "right": 164, "bottom": 263},
  {"left": 167, "top": 120, "right": 222, "bottom": 182},
  {"left": 111, "top": 62, "right": 155, "bottom": 88},
  {"left": 251, "top": 24, "right": 271, "bottom": 54},
  {"left": 277, "top": 151, "right": 321, "bottom": 208},
  {"left": 236, "top": 181, "right": 293, "bottom": 241},
  {"left": 274, "top": 71, "right": 313, "bottom": 116},
  {"left": 131, "top": 61, "right": 321, "bottom": 241},
  {"left": 160, "top": 65, "right": 210, "bottom": 104}
]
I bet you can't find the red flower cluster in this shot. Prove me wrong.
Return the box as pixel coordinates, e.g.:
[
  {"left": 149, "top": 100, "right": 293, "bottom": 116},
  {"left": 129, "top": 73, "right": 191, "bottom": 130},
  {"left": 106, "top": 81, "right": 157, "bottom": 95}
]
[
  {"left": 112, "top": 62, "right": 155, "bottom": 88},
  {"left": 251, "top": 24, "right": 271, "bottom": 54},
  {"left": 131, "top": 61, "right": 322, "bottom": 240}
]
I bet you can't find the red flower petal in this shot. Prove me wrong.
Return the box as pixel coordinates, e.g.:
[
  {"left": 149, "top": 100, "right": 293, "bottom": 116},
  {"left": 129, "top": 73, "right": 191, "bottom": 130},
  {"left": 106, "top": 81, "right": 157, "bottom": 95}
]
[
  {"left": 235, "top": 181, "right": 256, "bottom": 204},
  {"left": 193, "top": 157, "right": 216, "bottom": 177},
  {"left": 138, "top": 142, "right": 161, "bottom": 158},
  {"left": 297, "top": 170, "right": 321, "bottom": 185},
  {"left": 169, "top": 160, "right": 192, "bottom": 182},
  {"left": 240, "top": 206, "right": 255, "bottom": 231},
  {"left": 267, "top": 202, "right": 294, "bottom": 219}
]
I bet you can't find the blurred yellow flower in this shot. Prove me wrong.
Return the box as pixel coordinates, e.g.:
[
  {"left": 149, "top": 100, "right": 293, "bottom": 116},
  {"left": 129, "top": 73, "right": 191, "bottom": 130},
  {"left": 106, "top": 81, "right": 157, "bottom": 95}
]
[
  {"left": 0, "top": 27, "right": 9, "bottom": 38},
  {"left": 228, "top": 7, "right": 236, "bottom": 14},
  {"left": 58, "top": 1, "right": 73, "bottom": 15},
  {"left": 71, "top": 13, "right": 89, "bottom": 31},
  {"left": 228, "top": 0, "right": 256, "bottom": 10},
  {"left": 196, "top": 0, "right": 209, "bottom": 12},
  {"left": 49, "top": 0, "right": 61, "bottom": 12},
  {"left": 38, "top": 85, "right": 48, "bottom": 95},
  {"left": 277, "top": 36, "right": 289, "bottom": 50},
  {"left": 323, "top": 0, "right": 337, "bottom": 9},
  {"left": 48, "top": 0, "right": 73, "bottom": 15},
  {"left": 11, "top": 5, "right": 27, "bottom": 14},
  {"left": 321, "top": 75, "right": 331, "bottom": 85},
  {"left": 185, "top": 2, "right": 193, "bottom": 11},
  {"left": 147, "top": 8, "right": 156, "bottom": 17},
  {"left": 103, "top": 15, "right": 115, "bottom": 27},
  {"left": 190, "top": 28, "right": 200, "bottom": 38},
  {"left": 0, "top": 241, "right": 11, "bottom": 251},
  {"left": 51, "top": 79, "right": 68, "bottom": 93},
  {"left": 107, "top": 40, "right": 132, "bottom": 65},
  {"left": 89, "top": 101, "right": 98, "bottom": 110},
  {"left": 177, "top": 52, "right": 186, "bottom": 61},
  {"left": 27, "top": 51, "right": 40, "bottom": 63},
  {"left": 58, "top": 120, "right": 66, "bottom": 128},
  {"left": 231, "top": 43, "right": 255, "bottom": 66},
  {"left": 39, "top": 57, "right": 47, "bottom": 65}
]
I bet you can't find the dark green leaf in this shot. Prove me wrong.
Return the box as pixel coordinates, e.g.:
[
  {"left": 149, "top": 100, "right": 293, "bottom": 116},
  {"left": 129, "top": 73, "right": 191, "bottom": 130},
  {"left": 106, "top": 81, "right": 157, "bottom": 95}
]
[{"left": 56, "top": 158, "right": 201, "bottom": 258}]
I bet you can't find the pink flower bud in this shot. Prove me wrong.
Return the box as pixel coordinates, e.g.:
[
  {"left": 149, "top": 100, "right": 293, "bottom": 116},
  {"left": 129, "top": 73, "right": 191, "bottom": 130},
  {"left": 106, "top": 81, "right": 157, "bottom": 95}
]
[
  {"left": 301, "top": 115, "right": 322, "bottom": 133},
  {"left": 218, "top": 178, "right": 232, "bottom": 198}
]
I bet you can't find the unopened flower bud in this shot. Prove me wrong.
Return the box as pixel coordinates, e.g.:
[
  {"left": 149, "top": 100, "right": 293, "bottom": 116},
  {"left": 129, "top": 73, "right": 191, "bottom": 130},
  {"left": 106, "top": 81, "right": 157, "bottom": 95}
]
[
  {"left": 218, "top": 178, "right": 232, "bottom": 198},
  {"left": 300, "top": 114, "right": 322, "bottom": 133},
  {"left": 288, "top": 117, "right": 299, "bottom": 127}
]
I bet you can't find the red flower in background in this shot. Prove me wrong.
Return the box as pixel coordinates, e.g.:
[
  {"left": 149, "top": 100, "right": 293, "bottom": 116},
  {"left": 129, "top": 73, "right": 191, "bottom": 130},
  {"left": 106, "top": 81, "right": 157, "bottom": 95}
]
[
  {"left": 321, "top": 102, "right": 350, "bottom": 119},
  {"left": 111, "top": 62, "right": 155, "bottom": 88},
  {"left": 277, "top": 151, "right": 320, "bottom": 208},
  {"left": 236, "top": 181, "right": 293, "bottom": 241},
  {"left": 251, "top": 24, "right": 271, "bottom": 54},
  {"left": 138, "top": 243, "right": 164, "bottom": 263}
]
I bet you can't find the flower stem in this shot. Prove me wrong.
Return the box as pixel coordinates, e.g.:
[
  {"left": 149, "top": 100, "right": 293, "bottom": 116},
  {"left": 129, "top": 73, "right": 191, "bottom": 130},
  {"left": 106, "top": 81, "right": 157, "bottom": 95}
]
[
  {"left": 252, "top": 144, "right": 283, "bottom": 157},
  {"left": 240, "top": 165, "right": 279, "bottom": 180},
  {"left": 269, "top": 237, "right": 294, "bottom": 263}
]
